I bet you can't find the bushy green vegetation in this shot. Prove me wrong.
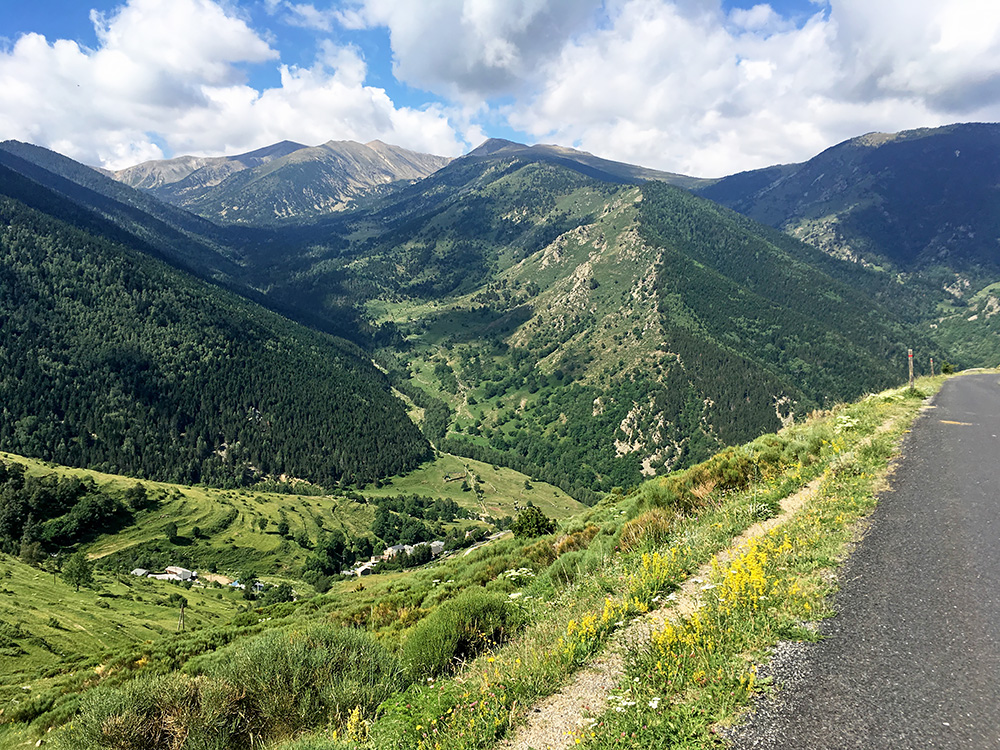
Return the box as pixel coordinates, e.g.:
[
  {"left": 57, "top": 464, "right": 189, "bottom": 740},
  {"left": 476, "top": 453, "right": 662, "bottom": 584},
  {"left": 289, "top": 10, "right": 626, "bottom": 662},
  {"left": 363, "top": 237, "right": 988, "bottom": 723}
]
[
  {"left": 510, "top": 505, "right": 556, "bottom": 538},
  {"left": 0, "top": 375, "right": 943, "bottom": 750},
  {"left": 402, "top": 588, "right": 523, "bottom": 678},
  {"left": 0, "top": 181, "right": 429, "bottom": 488},
  {"left": 55, "top": 623, "right": 406, "bottom": 749},
  {"left": 0, "top": 458, "right": 132, "bottom": 556}
]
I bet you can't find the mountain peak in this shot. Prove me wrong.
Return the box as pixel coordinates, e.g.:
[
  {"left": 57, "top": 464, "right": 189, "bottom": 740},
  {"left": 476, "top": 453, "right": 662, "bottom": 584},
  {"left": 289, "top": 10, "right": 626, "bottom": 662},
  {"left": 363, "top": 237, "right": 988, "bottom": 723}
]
[{"left": 466, "top": 138, "right": 527, "bottom": 158}]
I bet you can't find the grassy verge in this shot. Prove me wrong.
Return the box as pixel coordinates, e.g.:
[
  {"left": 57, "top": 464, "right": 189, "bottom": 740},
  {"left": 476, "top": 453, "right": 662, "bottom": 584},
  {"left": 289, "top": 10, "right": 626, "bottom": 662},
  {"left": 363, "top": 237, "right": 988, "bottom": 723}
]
[{"left": 571, "top": 378, "right": 943, "bottom": 748}]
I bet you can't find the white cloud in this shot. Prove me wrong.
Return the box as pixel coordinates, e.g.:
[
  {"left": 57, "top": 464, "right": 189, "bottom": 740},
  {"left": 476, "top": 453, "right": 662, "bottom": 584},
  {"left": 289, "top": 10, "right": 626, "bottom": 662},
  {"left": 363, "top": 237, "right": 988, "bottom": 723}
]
[
  {"left": 347, "top": 0, "right": 603, "bottom": 100},
  {"left": 267, "top": 1, "right": 339, "bottom": 32},
  {"left": 0, "top": 0, "right": 465, "bottom": 168},
  {"left": 501, "top": 0, "right": 1000, "bottom": 175},
  {"left": 4, "top": 0, "right": 1000, "bottom": 177}
]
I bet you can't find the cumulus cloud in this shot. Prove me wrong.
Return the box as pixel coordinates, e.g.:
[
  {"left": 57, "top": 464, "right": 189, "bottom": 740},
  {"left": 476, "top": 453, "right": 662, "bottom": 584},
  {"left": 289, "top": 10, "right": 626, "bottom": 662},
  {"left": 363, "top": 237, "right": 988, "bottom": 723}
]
[
  {"left": 0, "top": 0, "right": 466, "bottom": 168},
  {"left": 502, "top": 0, "right": 1000, "bottom": 175},
  {"left": 345, "top": 0, "right": 603, "bottom": 100},
  {"left": 4, "top": 0, "right": 1000, "bottom": 176}
]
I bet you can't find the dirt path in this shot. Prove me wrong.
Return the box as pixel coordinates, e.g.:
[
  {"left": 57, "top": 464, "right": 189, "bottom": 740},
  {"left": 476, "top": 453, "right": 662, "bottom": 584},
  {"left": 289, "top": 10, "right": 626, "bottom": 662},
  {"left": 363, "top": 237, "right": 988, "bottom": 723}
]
[{"left": 498, "top": 477, "right": 823, "bottom": 750}]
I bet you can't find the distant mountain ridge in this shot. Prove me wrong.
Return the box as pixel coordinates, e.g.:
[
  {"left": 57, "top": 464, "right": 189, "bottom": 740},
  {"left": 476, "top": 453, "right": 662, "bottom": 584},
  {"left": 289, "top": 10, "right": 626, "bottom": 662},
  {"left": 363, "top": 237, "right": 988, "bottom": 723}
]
[
  {"left": 110, "top": 137, "right": 716, "bottom": 225},
  {"left": 110, "top": 139, "right": 453, "bottom": 224},
  {"left": 111, "top": 140, "right": 308, "bottom": 191},
  {"left": 463, "top": 138, "right": 712, "bottom": 190},
  {"left": 696, "top": 122, "right": 1000, "bottom": 272}
]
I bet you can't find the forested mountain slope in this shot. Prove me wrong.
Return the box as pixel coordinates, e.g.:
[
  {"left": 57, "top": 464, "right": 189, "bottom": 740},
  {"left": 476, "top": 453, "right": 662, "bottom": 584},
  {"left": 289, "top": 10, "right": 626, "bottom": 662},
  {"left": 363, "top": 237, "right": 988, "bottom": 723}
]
[
  {"left": 0, "top": 136, "right": 944, "bottom": 501},
  {"left": 234, "top": 149, "right": 935, "bottom": 497},
  {"left": 696, "top": 123, "right": 1000, "bottom": 367},
  {"left": 0, "top": 141, "right": 244, "bottom": 282},
  {"left": 0, "top": 166, "right": 429, "bottom": 487},
  {"left": 697, "top": 123, "right": 1000, "bottom": 272}
]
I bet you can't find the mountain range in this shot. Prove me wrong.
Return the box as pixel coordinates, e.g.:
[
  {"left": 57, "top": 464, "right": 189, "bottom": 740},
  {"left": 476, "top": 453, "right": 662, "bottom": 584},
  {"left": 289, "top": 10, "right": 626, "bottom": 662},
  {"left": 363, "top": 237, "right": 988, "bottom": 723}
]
[
  {"left": 0, "top": 123, "right": 997, "bottom": 499},
  {"left": 111, "top": 139, "right": 453, "bottom": 224},
  {"left": 697, "top": 122, "right": 1000, "bottom": 273}
]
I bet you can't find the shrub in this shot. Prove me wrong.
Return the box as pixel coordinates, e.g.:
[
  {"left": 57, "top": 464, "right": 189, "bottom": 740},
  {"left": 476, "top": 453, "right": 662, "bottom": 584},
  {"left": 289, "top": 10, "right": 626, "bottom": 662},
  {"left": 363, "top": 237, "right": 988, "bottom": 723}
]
[
  {"left": 54, "top": 672, "right": 257, "bottom": 750},
  {"left": 618, "top": 509, "right": 676, "bottom": 552},
  {"left": 554, "top": 524, "right": 600, "bottom": 555},
  {"left": 534, "top": 548, "right": 601, "bottom": 593},
  {"left": 403, "top": 589, "right": 522, "bottom": 678},
  {"left": 510, "top": 506, "right": 556, "bottom": 538},
  {"left": 209, "top": 624, "right": 408, "bottom": 737},
  {"left": 522, "top": 538, "right": 557, "bottom": 567}
]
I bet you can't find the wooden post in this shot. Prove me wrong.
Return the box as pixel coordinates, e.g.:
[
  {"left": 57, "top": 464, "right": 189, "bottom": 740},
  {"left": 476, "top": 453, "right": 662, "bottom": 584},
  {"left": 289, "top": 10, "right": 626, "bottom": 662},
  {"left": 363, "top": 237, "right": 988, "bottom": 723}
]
[
  {"left": 908, "top": 349, "right": 914, "bottom": 389},
  {"left": 930, "top": 357, "right": 935, "bottom": 377}
]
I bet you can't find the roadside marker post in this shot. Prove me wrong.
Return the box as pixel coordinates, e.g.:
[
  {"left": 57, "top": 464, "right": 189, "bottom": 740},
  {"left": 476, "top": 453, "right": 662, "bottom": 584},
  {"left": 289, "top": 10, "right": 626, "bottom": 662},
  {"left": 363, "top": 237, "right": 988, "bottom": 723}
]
[
  {"left": 930, "top": 357, "right": 935, "bottom": 377},
  {"left": 909, "top": 349, "right": 914, "bottom": 390}
]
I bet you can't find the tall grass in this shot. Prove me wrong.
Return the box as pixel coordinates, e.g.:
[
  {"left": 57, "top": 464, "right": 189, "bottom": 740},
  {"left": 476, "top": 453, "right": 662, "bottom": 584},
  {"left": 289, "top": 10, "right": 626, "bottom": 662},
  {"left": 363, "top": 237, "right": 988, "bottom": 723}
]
[{"left": 55, "top": 623, "right": 407, "bottom": 749}]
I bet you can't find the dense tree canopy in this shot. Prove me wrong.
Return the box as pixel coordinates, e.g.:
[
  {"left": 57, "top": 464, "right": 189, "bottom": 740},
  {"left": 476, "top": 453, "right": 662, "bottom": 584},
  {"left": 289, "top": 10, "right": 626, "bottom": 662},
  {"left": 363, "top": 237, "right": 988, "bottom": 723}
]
[{"left": 0, "top": 188, "right": 430, "bottom": 488}]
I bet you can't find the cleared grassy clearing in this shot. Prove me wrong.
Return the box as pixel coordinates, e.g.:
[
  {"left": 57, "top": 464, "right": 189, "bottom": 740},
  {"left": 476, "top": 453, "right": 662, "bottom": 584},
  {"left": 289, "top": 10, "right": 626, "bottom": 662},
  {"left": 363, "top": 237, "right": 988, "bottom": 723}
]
[{"left": 368, "top": 454, "right": 582, "bottom": 521}]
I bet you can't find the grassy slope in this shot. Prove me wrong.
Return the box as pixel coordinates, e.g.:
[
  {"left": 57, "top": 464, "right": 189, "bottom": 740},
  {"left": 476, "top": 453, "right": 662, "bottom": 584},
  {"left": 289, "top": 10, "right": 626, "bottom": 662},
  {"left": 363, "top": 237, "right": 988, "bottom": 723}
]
[
  {"left": 0, "top": 451, "right": 579, "bottom": 573},
  {"left": 367, "top": 453, "right": 583, "bottom": 521},
  {"left": 0, "top": 448, "right": 580, "bottom": 746},
  {"left": 3, "top": 374, "right": 947, "bottom": 750}
]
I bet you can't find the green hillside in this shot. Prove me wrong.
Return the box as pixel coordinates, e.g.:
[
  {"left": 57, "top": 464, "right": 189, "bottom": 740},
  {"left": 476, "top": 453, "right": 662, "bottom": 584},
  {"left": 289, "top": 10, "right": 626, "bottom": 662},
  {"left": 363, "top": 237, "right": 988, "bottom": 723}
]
[
  {"left": 0, "top": 444, "right": 581, "bottom": 747},
  {"left": 0, "top": 168, "right": 430, "bottom": 488},
  {"left": 272, "top": 155, "right": 934, "bottom": 497},
  {"left": 0, "top": 376, "right": 947, "bottom": 750}
]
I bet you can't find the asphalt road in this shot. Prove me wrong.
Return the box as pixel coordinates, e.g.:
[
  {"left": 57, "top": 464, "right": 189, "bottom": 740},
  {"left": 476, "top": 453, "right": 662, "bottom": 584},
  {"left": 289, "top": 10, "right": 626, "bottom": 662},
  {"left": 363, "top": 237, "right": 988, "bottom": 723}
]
[{"left": 729, "top": 373, "right": 1000, "bottom": 749}]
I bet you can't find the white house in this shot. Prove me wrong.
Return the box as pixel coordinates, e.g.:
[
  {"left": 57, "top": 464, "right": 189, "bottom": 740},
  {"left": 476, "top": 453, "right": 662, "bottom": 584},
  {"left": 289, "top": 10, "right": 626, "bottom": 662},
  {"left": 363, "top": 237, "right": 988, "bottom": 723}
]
[{"left": 165, "top": 566, "right": 195, "bottom": 580}]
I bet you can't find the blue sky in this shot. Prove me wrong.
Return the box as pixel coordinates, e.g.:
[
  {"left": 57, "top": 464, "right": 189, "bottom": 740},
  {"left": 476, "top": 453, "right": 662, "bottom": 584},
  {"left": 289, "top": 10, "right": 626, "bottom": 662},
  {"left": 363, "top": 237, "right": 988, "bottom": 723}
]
[{"left": 1, "top": 1, "right": 997, "bottom": 174}]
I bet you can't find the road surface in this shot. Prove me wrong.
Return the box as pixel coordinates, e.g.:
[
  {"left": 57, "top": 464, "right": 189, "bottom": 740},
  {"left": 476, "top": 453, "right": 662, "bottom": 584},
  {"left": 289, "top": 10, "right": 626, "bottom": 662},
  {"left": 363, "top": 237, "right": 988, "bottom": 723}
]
[{"left": 729, "top": 373, "right": 1000, "bottom": 749}]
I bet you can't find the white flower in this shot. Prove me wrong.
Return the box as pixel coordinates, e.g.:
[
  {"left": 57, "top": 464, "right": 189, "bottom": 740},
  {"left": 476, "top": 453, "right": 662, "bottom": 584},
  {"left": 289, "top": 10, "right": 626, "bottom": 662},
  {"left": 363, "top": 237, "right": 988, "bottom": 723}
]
[{"left": 648, "top": 697, "right": 661, "bottom": 709}]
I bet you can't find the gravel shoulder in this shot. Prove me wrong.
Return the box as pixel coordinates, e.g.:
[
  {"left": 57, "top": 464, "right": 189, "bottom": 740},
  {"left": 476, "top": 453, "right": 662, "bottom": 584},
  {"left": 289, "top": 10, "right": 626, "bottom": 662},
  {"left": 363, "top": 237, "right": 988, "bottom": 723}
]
[{"left": 727, "top": 373, "right": 1000, "bottom": 749}]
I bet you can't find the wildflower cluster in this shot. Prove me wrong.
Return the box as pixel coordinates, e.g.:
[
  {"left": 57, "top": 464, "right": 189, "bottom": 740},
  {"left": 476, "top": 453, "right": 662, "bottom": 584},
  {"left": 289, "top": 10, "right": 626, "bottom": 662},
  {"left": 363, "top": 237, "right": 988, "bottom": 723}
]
[
  {"left": 413, "top": 669, "right": 512, "bottom": 750},
  {"left": 643, "top": 532, "right": 799, "bottom": 695},
  {"left": 557, "top": 548, "right": 691, "bottom": 665},
  {"left": 501, "top": 567, "right": 535, "bottom": 583},
  {"left": 834, "top": 414, "right": 859, "bottom": 433}
]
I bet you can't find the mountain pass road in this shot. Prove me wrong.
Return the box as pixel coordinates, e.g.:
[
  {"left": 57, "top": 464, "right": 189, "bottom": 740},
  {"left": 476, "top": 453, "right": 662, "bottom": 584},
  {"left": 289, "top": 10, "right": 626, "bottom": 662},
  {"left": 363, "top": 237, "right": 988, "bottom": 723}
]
[{"left": 729, "top": 372, "right": 1000, "bottom": 749}]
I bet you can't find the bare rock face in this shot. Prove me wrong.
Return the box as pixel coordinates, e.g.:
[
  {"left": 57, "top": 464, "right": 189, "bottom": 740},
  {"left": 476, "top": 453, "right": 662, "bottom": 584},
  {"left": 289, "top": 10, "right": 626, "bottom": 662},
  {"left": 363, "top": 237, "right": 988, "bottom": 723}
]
[
  {"left": 111, "top": 140, "right": 309, "bottom": 191},
  {"left": 109, "top": 139, "right": 452, "bottom": 223}
]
